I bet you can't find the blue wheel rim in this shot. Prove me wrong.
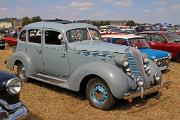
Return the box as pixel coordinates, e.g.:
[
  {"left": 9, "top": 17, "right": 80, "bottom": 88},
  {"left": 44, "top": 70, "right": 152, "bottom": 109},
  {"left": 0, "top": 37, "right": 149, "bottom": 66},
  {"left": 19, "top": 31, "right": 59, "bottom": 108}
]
[{"left": 90, "top": 83, "right": 109, "bottom": 107}]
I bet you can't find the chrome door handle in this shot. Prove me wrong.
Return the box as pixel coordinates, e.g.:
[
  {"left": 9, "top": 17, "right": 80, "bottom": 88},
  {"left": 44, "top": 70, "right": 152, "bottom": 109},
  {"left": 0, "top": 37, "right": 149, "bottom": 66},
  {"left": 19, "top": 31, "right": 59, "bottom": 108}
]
[
  {"left": 61, "top": 53, "right": 66, "bottom": 57},
  {"left": 37, "top": 50, "right": 42, "bottom": 54}
]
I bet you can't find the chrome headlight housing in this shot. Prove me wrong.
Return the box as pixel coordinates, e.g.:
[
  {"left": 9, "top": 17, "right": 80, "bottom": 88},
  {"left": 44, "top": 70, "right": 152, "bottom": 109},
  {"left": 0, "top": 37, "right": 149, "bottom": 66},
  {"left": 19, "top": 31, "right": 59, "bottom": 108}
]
[
  {"left": 6, "top": 78, "right": 22, "bottom": 95},
  {"left": 154, "top": 73, "right": 162, "bottom": 83},
  {"left": 168, "top": 53, "right": 172, "bottom": 59},
  {"left": 143, "top": 54, "right": 150, "bottom": 74}
]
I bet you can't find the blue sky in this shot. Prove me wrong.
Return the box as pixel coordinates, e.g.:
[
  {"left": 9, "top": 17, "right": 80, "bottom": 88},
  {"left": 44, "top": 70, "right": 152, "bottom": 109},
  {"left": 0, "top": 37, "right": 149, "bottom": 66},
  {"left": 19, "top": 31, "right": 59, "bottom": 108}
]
[{"left": 0, "top": 0, "right": 180, "bottom": 24}]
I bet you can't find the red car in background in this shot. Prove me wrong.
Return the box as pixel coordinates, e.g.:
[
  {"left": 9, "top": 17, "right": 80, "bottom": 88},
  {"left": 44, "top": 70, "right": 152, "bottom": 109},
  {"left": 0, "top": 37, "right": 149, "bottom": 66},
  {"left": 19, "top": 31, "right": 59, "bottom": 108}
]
[
  {"left": 139, "top": 31, "right": 180, "bottom": 62},
  {"left": 3, "top": 36, "right": 17, "bottom": 46}
]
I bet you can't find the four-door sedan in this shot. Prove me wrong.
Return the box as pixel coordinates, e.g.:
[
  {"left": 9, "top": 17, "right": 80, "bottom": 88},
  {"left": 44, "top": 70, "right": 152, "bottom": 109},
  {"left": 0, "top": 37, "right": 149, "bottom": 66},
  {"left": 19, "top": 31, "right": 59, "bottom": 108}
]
[
  {"left": 102, "top": 34, "right": 171, "bottom": 71},
  {"left": 0, "top": 70, "right": 28, "bottom": 120},
  {"left": 6, "top": 21, "right": 171, "bottom": 110},
  {"left": 139, "top": 31, "right": 180, "bottom": 62}
]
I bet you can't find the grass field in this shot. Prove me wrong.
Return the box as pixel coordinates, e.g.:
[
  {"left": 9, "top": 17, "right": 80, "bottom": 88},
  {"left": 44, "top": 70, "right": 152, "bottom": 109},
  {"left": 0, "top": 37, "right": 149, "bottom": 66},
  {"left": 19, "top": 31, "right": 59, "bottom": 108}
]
[{"left": 0, "top": 46, "right": 180, "bottom": 120}]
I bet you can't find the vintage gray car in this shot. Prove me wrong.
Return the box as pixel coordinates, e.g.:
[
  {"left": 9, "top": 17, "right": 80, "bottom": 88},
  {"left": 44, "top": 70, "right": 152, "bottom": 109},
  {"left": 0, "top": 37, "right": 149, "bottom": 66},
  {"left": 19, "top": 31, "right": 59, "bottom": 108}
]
[{"left": 6, "top": 21, "right": 170, "bottom": 110}]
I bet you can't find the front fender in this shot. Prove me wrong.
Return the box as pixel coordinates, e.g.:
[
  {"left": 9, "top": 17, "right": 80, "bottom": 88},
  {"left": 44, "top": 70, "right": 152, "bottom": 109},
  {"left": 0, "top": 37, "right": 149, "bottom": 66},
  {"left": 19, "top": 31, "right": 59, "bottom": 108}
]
[
  {"left": 68, "top": 62, "right": 129, "bottom": 99},
  {"left": 6, "top": 51, "right": 34, "bottom": 76}
]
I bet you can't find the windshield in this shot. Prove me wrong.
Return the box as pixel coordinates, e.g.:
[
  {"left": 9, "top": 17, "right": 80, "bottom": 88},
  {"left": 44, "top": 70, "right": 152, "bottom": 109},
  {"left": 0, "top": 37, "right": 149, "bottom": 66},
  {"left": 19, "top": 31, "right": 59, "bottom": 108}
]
[
  {"left": 67, "top": 28, "right": 102, "bottom": 42},
  {"left": 164, "top": 32, "right": 180, "bottom": 42},
  {"left": 128, "top": 38, "right": 150, "bottom": 48}
]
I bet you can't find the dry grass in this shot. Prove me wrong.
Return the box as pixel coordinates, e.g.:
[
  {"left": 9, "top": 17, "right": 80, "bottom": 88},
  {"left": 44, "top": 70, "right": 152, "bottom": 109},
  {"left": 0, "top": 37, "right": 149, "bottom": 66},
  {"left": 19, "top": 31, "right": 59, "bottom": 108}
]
[{"left": 0, "top": 46, "right": 180, "bottom": 120}]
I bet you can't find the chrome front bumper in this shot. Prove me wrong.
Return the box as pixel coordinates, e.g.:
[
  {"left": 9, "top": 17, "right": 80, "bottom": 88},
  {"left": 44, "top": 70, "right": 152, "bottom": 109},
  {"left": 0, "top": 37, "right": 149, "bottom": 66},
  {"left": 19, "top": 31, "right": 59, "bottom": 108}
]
[
  {"left": 0, "top": 99, "right": 28, "bottom": 120},
  {"left": 123, "top": 81, "right": 171, "bottom": 100}
]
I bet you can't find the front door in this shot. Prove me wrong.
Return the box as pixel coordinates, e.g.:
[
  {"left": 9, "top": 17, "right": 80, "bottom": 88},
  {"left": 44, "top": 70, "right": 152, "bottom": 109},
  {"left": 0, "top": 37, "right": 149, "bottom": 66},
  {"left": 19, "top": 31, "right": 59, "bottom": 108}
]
[
  {"left": 26, "top": 29, "right": 44, "bottom": 73},
  {"left": 42, "top": 29, "right": 69, "bottom": 77}
]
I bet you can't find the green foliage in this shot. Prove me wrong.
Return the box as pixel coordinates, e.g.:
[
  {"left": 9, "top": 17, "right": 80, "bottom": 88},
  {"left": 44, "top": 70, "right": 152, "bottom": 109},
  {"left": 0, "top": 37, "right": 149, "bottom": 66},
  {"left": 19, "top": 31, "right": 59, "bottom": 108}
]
[
  {"left": 126, "top": 20, "right": 136, "bottom": 26},
  {"left": 21, "top": 17, "right": 31, "bottom": 27},
  {"left": 31, "top": 16, "right": 41, "bottom": 23},
  {"left": 21, "top": 16, "right": 42, "bottom": 27}
]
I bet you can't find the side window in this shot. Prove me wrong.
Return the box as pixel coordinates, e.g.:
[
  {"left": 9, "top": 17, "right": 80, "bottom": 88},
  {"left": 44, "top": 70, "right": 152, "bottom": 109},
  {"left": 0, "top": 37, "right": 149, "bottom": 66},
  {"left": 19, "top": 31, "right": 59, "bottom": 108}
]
[
  {"left": 45, "top": 30, "right": 63, "bottom": 45},
  {"left": 19, "top": 30, "right": 26, "bottom": 42},
  {"left": 140, "top": 34, "right": 151, "bottom": 41},
  {"left": 151, "top": 34, "right": 166, "bottom": 42},
  {"left": 28, "top": 29, "right": 41, "bottom": 44},
  {"left": 67, "top": 29, "right": 89, "bottom": 42}
]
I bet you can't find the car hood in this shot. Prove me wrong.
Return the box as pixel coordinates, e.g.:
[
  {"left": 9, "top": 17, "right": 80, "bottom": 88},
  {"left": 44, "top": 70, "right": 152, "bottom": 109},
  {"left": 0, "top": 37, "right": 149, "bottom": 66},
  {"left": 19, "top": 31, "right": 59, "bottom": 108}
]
[
  {"left": 139, "top": 48, "right": 170, "bottom": 59},
  {"left": 0, "top": 71, "right": 16, "bottom": 88},
  {"left": 69, "top": 40, "right": 128, "bottom": 54}
]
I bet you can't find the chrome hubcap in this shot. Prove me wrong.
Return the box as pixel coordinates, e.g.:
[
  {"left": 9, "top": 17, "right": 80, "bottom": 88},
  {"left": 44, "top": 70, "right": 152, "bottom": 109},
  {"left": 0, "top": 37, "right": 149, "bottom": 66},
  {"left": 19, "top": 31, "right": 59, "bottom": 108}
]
[
  {"left": 19, "top": 65, "right": 26, "bottom": 81},
  {"left": 90, "top": 83, "right": 109, "bottom": 106}
]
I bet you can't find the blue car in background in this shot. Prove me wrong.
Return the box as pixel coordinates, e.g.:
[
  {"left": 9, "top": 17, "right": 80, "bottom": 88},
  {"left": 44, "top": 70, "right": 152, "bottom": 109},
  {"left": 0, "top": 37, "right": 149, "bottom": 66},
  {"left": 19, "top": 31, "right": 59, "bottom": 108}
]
[{"left": 102, "top": 34, "right": 171, "bottom": 71}]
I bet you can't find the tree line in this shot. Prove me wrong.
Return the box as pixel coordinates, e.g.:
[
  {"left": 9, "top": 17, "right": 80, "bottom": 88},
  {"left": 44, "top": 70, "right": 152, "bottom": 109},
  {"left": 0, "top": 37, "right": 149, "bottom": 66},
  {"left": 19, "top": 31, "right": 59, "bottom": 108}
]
[{"left": 21, "top": 16, "right": 42, "bottom": 27}]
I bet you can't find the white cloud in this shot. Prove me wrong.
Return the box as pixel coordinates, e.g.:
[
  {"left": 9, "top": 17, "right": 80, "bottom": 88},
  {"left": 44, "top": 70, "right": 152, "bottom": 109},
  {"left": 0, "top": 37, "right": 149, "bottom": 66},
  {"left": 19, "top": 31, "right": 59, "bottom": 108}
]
[
  {"left": 18, "top": 0, "right": 31, "bottom": 2},
  {"left": 114, "top": 0, "right": 132, "bottom": 8},
  {"left": 156, "top": 8, "right": 164, "bottom": 12},
  {"left": 16, "top": 6, "right": 28, "bottom": 13},
  {"left": 144, "top": 9, "right": 150, "bottom": 13},
  {"left": 171, "top": 4, "right": 180, "bottom": 12},
  {"left": 103, "top": 0, "right": 113, "bottom": 3},
  {"left": 157, "top": 0, "right": 167, "bottom": 5},
  {"left": 70, "top": 2, "right": 93, "bottom": 10},
  {"left": 0, "top": 7, "right": 8, "bottom": 12}
]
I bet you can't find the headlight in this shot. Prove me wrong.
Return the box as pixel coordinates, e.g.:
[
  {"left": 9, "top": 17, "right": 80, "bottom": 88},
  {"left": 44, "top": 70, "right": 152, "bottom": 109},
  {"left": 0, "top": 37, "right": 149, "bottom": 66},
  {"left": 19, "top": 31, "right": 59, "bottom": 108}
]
[
  {"left": 137, "top": 77, "right": 144, "bottom": 87},
  {"left": 154, "top": 73, "right": 161, "bottom": 82},
  {"left": 168, "top": 53, "right": 172, "bottom": 59},
  {"left": 143, "top": 54, "right": 149, "bottom": 64},
  {"left": 6, "top": 78, "right": 22, "bottom": 95}
]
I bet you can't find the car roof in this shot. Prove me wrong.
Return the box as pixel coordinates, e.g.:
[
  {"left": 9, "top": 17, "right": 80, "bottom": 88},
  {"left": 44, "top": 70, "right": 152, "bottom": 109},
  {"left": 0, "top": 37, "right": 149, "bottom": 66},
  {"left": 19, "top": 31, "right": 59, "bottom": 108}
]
[
  {"left": 102, "top": 34, "right": 143, "bottom": 39},
  {"left": 140, "top": 31, "right": 168, "bottom": 34},
  {"left": 22, "top": 21, "right": 98, "bottom": 32}
]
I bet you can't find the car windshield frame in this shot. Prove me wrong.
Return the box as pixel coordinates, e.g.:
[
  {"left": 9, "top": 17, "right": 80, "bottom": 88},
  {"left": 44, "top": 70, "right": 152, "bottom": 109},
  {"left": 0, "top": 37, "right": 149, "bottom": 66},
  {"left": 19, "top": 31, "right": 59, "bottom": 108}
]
[
  {"left": 66, "top": 28, "right": 102, "bottom": 43},
  {"left": 163, "top": 32, "right": 180, "bottom": 42},
  {"left": 127, "top": 38, "right": 150, "bottom": 48}
]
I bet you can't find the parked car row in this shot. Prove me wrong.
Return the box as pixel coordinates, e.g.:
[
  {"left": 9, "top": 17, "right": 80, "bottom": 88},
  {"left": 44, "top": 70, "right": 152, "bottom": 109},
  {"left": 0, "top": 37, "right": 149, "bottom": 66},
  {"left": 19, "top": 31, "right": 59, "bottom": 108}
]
[
  {"left": 0, "top": 21, "right": 174, "bottom": 119},
  {"left": 102, "top": 34, "right": 172, "bottom": 71},
  {"left": 0, "top": 21, "right": 170, "bottom": 114}
]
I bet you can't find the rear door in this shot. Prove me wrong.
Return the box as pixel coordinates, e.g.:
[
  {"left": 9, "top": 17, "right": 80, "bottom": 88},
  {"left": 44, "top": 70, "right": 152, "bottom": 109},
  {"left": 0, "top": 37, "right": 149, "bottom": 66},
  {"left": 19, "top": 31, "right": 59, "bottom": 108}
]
[
  {"left": 150, "top": 34, "right": 168, "bottom": 51},
  {"left": 26, "top": 29, "right": 44, "bottom": 73},
  {"left": 42, "top": 29, "right": 69, "bottom": 77}
]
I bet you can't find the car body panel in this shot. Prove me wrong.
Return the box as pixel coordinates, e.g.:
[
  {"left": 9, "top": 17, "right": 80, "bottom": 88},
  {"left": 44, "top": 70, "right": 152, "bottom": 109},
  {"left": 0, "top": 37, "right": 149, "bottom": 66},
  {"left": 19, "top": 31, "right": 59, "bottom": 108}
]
[
  {"left": 6, "top": 22, "right": 166, "bottom": 100},
  {"left": 139, "top": 31, "right": 180, "bottom": 60},
  {"left": 102, "top": 34, "right": 171, "bottom": 70}
]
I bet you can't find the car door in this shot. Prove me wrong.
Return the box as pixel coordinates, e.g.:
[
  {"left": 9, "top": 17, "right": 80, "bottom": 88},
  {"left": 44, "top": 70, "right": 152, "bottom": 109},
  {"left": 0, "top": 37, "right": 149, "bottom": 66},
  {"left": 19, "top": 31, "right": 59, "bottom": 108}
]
[
  {"left": 26, "top": 29, "right": 44, "bottom": 73},
  {"left": 42, "top": 29, "right": 69, "bottom": 77},
  {"left": 150, "top": 34, "right": 168, "bottom": 51}
]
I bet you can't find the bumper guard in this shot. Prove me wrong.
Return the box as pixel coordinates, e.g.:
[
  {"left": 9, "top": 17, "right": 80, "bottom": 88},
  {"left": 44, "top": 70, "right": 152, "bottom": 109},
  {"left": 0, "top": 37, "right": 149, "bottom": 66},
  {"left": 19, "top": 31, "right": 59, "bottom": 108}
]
[{"left": 123, "top": 81, "right": 171, "bottom": 100}]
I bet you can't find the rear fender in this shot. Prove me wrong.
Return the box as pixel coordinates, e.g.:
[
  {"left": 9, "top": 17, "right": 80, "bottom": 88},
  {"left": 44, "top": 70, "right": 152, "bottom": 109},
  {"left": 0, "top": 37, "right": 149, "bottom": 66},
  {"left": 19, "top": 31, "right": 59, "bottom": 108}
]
[{"left": 6, "top": 51, "right": 34, "bottom": 76}]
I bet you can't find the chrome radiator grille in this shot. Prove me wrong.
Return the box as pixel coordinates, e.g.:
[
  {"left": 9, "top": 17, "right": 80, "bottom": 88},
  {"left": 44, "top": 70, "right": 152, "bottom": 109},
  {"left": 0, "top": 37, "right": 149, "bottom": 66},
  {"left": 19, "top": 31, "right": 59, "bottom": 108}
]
[{"left": 126, "top": 47, "right": 145, "bottom": 79}]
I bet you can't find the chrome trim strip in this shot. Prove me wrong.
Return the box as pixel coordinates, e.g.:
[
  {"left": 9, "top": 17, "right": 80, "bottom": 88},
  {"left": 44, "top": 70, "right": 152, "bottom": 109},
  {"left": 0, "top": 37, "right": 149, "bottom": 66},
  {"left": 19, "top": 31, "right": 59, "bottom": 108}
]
[
  {"left": 9, "top": 105, "right": 28, "bottom": 120},
  {"left": 0, "top": 99, "right": 22, "bottom": 110},
  {"left": 123, "top": 81, "right": 171, "bottom": 99}
]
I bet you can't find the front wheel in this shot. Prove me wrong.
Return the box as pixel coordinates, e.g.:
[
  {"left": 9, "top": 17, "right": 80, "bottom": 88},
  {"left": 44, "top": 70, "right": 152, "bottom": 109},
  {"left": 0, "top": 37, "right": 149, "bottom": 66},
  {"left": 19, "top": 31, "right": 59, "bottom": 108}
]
[
  {"left": 86, "top": 77, "right": 116, "bottom": 110},
  {"left": 17, "top": 63, "right": 28, "bottom": 82}
]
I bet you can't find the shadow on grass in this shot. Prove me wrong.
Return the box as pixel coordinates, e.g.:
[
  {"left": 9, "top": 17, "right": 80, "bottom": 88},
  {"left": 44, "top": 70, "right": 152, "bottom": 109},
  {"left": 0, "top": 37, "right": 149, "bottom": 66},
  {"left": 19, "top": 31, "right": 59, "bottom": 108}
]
[
  {"left": 27, "top": 78, "right": 86, "bottom": 100},
  {"left": 26, "top": 78, "right": 167, "bottom": 112},
  {"left": 25, "top": 112, "right": 43, "bottom": 120}
]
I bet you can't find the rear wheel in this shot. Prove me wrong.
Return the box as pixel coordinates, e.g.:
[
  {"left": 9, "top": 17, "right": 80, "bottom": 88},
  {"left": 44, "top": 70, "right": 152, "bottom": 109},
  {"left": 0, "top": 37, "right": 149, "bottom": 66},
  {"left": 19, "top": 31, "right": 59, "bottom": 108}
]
[
  {"left": 86, "top": 77, "right": 116, "bottom": 110},
  {"left": 17, "top": 63, "right": 28, "bottom": 82}
]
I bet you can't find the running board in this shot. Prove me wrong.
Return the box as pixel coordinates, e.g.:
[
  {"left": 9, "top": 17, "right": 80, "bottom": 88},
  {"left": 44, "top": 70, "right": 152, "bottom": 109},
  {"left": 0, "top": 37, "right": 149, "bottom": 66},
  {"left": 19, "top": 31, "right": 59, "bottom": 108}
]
[{"left": 29, "top": 74, "right": 67, "bottom": 86}]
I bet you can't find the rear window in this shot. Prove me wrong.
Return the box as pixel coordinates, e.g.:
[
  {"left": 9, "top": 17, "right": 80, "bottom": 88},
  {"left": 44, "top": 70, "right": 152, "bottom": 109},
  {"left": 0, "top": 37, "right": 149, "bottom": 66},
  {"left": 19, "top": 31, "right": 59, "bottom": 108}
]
[{"left": 28, "top": 29, "right": 41, "bottom": 44}]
